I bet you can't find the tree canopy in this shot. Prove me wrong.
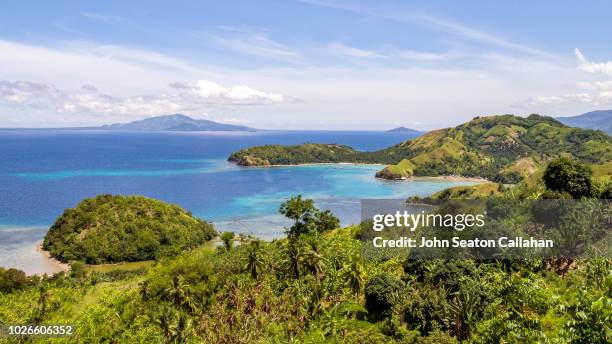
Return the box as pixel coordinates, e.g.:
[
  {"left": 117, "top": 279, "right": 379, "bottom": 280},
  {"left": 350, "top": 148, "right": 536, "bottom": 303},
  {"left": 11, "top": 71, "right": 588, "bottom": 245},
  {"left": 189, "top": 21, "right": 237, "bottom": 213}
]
[
  {"left": 43, "top": 194, "right": 216, "bottom": 264},
  {"left": 279, "top": 195, "right": 340, "bottom": 236}
]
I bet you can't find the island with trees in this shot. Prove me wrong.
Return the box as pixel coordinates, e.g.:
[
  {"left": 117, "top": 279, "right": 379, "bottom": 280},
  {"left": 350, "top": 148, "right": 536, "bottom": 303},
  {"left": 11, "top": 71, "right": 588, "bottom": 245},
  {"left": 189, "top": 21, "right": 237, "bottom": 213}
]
[{"left": 229, "top": 114, "right": 612, "bottom": 182}]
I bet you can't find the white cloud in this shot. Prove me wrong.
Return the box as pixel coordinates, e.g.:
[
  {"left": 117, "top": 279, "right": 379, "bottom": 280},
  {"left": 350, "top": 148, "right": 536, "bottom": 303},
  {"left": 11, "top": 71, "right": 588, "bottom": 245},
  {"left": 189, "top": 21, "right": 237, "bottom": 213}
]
[
  {"left": 0, "top": 79, "right": 289, "bottom": 120},
  {"left": 575, "top": 48, "right": 612, "bottom": 76},
  {"left": 192, "top": 80, "right": 286, "bottom": 103},
  {"left": 0, "top": 80, "right": 60, "bottom": 104},
  {"left": 328, "top": 42, "right": 384, "bottom": 58},
  {"left": 517, "top": 49, "right": 612, "bottom": 110}
]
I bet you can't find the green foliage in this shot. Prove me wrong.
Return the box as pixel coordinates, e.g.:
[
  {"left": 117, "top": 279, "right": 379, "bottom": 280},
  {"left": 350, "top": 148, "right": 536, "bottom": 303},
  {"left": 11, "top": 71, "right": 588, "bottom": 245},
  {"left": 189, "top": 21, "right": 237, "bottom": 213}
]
[
  {"left": 543, "top": 157, "right": 594, "bottom": 198},
  {"left": 43, "top": 194, "right": 216, "bottom": 264},
  {"left": 220, "top": 231, "right": 234, "bottom": 251},
  {"left": 228, "top": 143, "right": 359, "bottom": 166},
  {"left": 1, "top": 187, "right": 611, "bottom": 342},
  {"left": 364, "top": 272, "right": 405, "bottom": 321},
  {"left": 228, "top": 114, "right": 612, "bottom": 183},
  {"left": 0, "top": 267, "right": 35, "bottom": 292},
  {"left": 280, "top": 195, "right": 340, "bottom": 236}
]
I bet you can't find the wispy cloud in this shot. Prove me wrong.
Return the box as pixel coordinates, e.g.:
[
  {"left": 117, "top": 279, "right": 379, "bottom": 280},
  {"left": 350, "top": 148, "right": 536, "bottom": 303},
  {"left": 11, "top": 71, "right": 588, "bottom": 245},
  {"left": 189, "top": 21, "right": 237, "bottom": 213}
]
[
  {"left": 301, "top": 0, "right": 556, "bottom": 59},
  {"left": 81, "top": 12, "right": 124, "bottom": 23},
  {"left": 398, "top": 49, "right": 463, "bottom": 61},
  {"left": 327, "top": 42, "right": 384, "bottom": 58},
  {"left": 208, "top": 32, "right": 302, "bottom": 63}
]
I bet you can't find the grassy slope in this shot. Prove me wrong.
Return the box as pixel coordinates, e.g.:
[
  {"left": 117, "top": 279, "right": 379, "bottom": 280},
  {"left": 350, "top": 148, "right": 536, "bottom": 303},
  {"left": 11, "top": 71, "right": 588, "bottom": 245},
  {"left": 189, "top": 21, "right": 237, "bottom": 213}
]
[{"left": 229, "top": 114, "right": 612, "bottom": 182}]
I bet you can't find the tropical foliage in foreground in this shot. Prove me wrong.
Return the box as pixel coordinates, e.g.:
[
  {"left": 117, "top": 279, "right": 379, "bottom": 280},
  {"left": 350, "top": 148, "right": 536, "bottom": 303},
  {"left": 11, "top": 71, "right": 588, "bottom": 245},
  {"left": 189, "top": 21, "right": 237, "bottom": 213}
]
[
  {"left": 1, "top": 158, "right": 611, "bottom": 343},
  {"left": 229, "top": 114, "right": 612, "bottom": 182},
  {"left": 43, "top": 195, "right": 216, "bottom": 264}
]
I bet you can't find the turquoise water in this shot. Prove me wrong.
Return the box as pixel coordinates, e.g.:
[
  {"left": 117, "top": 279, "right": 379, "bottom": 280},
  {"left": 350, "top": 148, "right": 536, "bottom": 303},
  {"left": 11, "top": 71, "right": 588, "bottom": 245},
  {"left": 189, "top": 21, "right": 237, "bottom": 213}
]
[{"left": 0, "top": 130, "right": 477, "bottom": 273}]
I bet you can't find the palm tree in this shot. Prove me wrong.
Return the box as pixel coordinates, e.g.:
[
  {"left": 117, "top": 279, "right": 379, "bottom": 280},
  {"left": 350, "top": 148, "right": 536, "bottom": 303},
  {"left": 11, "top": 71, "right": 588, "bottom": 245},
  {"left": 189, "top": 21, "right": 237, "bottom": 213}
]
[
  {"left": 302, "top": 245, "right": 325, "bottom": 281},
  {"left": 171, "top": 312, "right": 195, "bottom": 343},
  {"left": 317, "top": 301, "right": 373, "bottom": 338},
  {"left": 165, "top": 275, "right": 198, "bottom": 313},
  {"left": 244, "top": 240, "right": 265, "bottom": 280},
  {"left": 284, "top": 239, "right": 303, "bottom": 279},
  {"left": 154, "top": 306, "right": 178, "bottom": 343},
  {"left": 34, "top": 283, "right": 49, "bottom": 321},
  {"left": 342, "top": 256, "right": 365, "bottom": 300},
  {"left": 301, "top": 235, "right": 326, "bottom": 281}
]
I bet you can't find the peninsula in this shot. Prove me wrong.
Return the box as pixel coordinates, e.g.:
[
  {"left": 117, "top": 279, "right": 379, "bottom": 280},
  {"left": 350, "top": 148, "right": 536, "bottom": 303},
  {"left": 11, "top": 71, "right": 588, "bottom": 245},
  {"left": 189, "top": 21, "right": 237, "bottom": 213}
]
[{"left": 229, "top": 114, "right": 612, "bottom": 183}]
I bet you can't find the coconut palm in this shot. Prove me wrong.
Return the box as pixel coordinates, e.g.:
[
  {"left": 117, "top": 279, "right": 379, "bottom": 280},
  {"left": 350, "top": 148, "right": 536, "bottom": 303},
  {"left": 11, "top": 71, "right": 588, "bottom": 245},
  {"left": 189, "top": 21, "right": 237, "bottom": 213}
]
[
  {"left": 165, "top": 275, "right": 198, "bottom": 313},
  {"left": 283, "top": 239, "right": 304, "bottom": 279},
  {"left": 342, "top": 256, "right": 365, "bottom": 300},
  {"left": 244, "top": 240, "right": 266, "bottom": 280}
]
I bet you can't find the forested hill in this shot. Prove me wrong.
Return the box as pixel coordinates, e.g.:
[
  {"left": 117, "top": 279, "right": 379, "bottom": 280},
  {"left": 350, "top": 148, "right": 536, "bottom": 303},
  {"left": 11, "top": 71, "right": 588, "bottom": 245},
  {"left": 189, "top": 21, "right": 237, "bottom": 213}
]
[
  {"left": 228, "top": 114, "right": 612, "bottom": 183},
  {"left": 43, "top": 195, "right": 216, "bottom": 264}
]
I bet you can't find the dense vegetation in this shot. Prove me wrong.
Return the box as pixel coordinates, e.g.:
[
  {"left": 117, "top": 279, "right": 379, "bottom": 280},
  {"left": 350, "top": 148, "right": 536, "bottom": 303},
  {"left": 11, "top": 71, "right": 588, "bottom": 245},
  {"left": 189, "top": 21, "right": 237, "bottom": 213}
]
[
  {"left": 1, "top": 112, "right": 611, "bottom": 342},
  {"left": 228, "top": 143, "right": 360, "bottom": 166},
  {"left": 43, "top": 195, "right": 216, "bottom": 264},
  {"left": 229, "top": 114, "right": 612, "bottom": 182},
  {"left": 1, "top": 158, "right": 610, "bottom": 342}
]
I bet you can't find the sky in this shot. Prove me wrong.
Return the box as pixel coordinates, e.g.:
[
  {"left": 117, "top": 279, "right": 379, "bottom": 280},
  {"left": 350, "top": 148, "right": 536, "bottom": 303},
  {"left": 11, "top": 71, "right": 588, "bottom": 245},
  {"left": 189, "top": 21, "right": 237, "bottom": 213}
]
[{"left": 1, "top": 0, "right": 612, "bottom": 130}]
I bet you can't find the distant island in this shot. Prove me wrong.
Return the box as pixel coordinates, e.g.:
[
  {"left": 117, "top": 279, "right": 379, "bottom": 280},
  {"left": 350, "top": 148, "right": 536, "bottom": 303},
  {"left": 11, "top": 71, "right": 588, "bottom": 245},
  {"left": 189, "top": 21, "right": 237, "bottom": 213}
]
[
  {"left": 556, "top": 110, "right": 612, "bottom": 134},
  {"left": 0, "top": 114, "right": 257, "bottom": 132},
  {"left": 386, "top": 126, "right": 419, "bottom": 134},
  {"left": 229, "top": 114, "right": 612, "bottom": 182},
  {"left": 98, "top": 114, "right": 257, "bottom": 132}
]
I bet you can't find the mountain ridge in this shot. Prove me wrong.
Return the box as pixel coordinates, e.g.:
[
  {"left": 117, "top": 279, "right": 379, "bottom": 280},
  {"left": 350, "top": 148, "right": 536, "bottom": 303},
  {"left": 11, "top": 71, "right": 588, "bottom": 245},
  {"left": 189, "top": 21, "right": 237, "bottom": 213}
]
[
  {"left": 556, "top": 110, "right": 611, "bottom": 134},
  {"left": 100, "top": 114, "right": 256, "bottom": 132}
]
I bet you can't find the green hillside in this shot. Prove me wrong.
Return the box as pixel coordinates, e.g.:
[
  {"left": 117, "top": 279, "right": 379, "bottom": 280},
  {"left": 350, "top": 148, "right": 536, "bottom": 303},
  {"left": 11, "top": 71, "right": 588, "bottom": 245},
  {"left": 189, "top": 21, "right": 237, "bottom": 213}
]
[
  {"left": 228, "top": 143, "right": 360, "bottom": 166},
  {"left": 229, "top": 114, "right": 612, "bottom": 183},
  {"left": 43, "top": 194, "right": 216, "bottom": 264}
]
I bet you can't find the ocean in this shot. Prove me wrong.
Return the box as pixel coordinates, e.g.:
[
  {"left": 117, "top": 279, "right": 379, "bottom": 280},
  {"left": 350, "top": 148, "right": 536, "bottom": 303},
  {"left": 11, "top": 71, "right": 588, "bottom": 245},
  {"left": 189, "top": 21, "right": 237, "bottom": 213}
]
[{"left": 0, "top": 130, "right": 478, "bottom": 273}]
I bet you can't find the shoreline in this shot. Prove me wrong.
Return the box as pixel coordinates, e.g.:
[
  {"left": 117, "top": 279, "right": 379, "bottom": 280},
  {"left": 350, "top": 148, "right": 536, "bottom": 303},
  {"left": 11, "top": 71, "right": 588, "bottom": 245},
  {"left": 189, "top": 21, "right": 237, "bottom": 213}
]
[
  {"left": 233, "top": 161, "right": 489, "bottom": 183},
  {"left": 236, "top": 162, "right": 385, "bottom": 168},
  {"left": 36, "top": 241, "right": 71, "bottom": 275},
  {"left": 411, "top": 175, "right": 490, "bottom": 183}
]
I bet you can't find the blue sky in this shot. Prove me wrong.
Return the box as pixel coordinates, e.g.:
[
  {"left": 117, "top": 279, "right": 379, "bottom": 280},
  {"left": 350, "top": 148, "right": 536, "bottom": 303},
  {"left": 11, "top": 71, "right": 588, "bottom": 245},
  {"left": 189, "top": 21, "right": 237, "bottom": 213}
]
[{"left": 1, "top": 0, "right": 611, "bottom": 129}]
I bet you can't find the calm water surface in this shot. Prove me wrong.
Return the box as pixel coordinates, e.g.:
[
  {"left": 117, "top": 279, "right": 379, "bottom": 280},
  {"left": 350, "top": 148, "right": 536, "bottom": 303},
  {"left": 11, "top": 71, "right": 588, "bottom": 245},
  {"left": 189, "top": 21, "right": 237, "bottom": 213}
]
[{"left": 0, "top": 130, "right": 477, "bottom": 273}]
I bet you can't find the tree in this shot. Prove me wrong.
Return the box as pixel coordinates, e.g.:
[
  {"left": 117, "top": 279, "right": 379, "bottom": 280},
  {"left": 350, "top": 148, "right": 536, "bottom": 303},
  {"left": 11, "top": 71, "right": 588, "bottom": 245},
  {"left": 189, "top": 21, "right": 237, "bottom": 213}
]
[
  {"left": 301, "top": 236, "right": 326, "bottom": 281},
  {"left": 342, "top": 256, "right": 365, "bottom": 300},
  {"left": 244, "top": 240, "right": 265, "bottom": 280},
  {"left": 543, "top": 157, "right": 593, "bottom": 198},
  {"left": 0, "top": 267, "right": 31, "bottom": 292},
  {"left": 221, "top": 231, "right": 234, "bottom": 251},
  {"left": 279, "top": 195, "right": 339, "bottom": 236},
  {"left": 283, "top": 239, "right": 304, "bottom": 279},
  {"left": 365, "top": 272, "right": 406, "bottom": 321}
]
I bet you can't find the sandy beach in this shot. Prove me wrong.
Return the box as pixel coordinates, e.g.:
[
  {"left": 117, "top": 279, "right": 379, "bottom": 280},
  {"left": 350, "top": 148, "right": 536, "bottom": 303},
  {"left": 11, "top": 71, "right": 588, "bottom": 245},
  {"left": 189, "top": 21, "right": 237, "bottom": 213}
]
[
  {"left": 412, "top": 175, "right": 490, "bottom": 183},
  {"left": 36, "top": 241, "right": 71, "bottom": 275}
]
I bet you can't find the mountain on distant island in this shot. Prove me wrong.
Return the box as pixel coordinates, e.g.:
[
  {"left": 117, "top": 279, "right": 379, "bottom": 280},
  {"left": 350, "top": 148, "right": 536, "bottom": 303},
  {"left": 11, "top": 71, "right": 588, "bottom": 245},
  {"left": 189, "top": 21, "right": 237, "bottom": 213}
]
[
  {"left": 557, "top": 110, "right": 612, "bottom": 134},
  {"left": 386, "top": 126, "right": 419, "bottom": 134},
  {"left": 99, "top": 114, "right": 256, "bottom": 132}
]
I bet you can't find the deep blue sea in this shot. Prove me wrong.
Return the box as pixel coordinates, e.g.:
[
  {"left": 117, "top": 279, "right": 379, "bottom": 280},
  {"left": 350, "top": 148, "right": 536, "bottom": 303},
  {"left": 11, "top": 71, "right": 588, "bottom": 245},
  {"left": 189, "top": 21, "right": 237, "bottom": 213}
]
[{"left": 0, "top": 130, "right": 477, "bottom": 273}]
